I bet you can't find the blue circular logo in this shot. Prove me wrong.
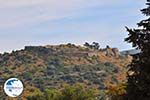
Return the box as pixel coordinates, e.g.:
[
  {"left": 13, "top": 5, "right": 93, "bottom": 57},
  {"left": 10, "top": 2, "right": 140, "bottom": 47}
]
[{"left": 4, "top": 78, "right": 24, "bottom": 97}]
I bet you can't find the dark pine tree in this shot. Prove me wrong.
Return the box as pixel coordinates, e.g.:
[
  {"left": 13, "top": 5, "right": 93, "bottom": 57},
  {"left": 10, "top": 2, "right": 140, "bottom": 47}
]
[{"left": 125, "top": 0, "right": 150, "bottom": 100}]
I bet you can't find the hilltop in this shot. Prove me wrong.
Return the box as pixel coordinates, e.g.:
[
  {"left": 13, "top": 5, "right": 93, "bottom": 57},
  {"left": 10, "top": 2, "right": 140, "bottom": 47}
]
[{"left": 0, "top": 43, "right": 132, "bottom": 99}]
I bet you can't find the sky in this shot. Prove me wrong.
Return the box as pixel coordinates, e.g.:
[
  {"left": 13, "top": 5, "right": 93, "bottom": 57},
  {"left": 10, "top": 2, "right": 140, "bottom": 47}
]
[{"left": 0, "top": 0, "right": 146, "bottom": 53}]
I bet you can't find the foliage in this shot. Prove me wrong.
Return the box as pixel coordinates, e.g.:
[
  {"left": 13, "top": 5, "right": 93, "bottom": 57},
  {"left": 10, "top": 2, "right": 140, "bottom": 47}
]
[
  {"left": 60, "top": 83, "right": 99, "bottom": 100},
  {"left": 84, "top": 42, "right": 100, "bottom": 50},
  {"left": 44, "top": 89, "right": 61, "bottom": 100},
  {"left": 27, "top": 84, "right": 99, "bottom": 100},
  {"left": 0, "top": 43, "right": 130, "bottom": 99},
  {"left": 26, "top": 88, "right": 45, "bottom": 100},
  {"left": 124, "top": 0, "right": 150, "bottom": 99},
  {"left": 107, "top": 83, "right": 126, "bottom": 100}
]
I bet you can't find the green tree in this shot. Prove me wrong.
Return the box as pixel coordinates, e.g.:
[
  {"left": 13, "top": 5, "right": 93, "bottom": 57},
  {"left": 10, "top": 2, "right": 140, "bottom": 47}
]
[
  {"left": 44, "top": 89, "right": 61, "bottom": 100},
  {"left": 124, "top": 0, "right": 150, "bottom": 100},
  {"left": 84, "top": 42, "right": 91, "bottom": 49},
  {"left": 27, "top": 88, "right": 45, "bottom": 100},
  {"left": 61, "top": 84, "right": 99, "bottom": 100},
  {"left": 84, "top": 42, "right": 100, "bottom": 50},
  {"left": 92, "top": 42, "right": 100, "bottom": 50},
  {"left": 107, "top": 83, "right": 126, "bottom": 100},
  {"left": 27, "top": 84, "right": 99, "bottom": 100}
]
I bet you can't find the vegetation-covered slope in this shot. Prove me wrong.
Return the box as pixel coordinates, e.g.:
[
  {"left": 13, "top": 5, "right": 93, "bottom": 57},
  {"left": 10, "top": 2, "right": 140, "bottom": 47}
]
[{"left": 0, "top": 43, "right": 132, "bottom": 99}]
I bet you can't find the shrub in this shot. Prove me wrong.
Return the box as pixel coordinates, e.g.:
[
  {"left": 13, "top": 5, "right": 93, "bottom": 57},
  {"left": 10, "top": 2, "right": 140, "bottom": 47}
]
[
  {"left": 106, "top": 83, "right": 126, "bottom": 100},
  {"left": 27, "top": 83, "right": 99, "bottom": 100}
]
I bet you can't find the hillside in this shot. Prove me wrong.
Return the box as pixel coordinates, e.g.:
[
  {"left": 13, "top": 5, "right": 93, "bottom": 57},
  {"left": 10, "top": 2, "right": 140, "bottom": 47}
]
[{"left": 0, "top": 44, "right": 132, "bottom": 99}]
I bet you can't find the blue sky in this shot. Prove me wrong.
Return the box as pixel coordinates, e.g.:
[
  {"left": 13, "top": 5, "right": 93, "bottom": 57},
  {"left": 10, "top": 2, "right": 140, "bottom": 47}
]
[{"left": 0, "top": 0, "right": 146, "bottom": 53}]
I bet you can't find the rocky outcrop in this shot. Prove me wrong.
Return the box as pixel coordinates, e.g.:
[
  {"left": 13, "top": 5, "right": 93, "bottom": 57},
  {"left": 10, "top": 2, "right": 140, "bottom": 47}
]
[{"left": 101, "top": 47, "right": 120, "bottom": 57}]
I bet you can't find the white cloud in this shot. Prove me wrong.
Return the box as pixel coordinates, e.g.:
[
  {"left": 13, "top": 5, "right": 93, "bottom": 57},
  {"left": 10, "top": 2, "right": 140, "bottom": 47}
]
[
  {"left": 0, "top": 0, "right": 44, "bottom": 8},
  {"left": 0, "top": 0, "right": 144, "bottom": 52},
  {"left": 0, "top": 0, "right": 120, "bottom": 8},
  {"left": 0, "top": 0, "right": 127, "bottom": 29}
]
